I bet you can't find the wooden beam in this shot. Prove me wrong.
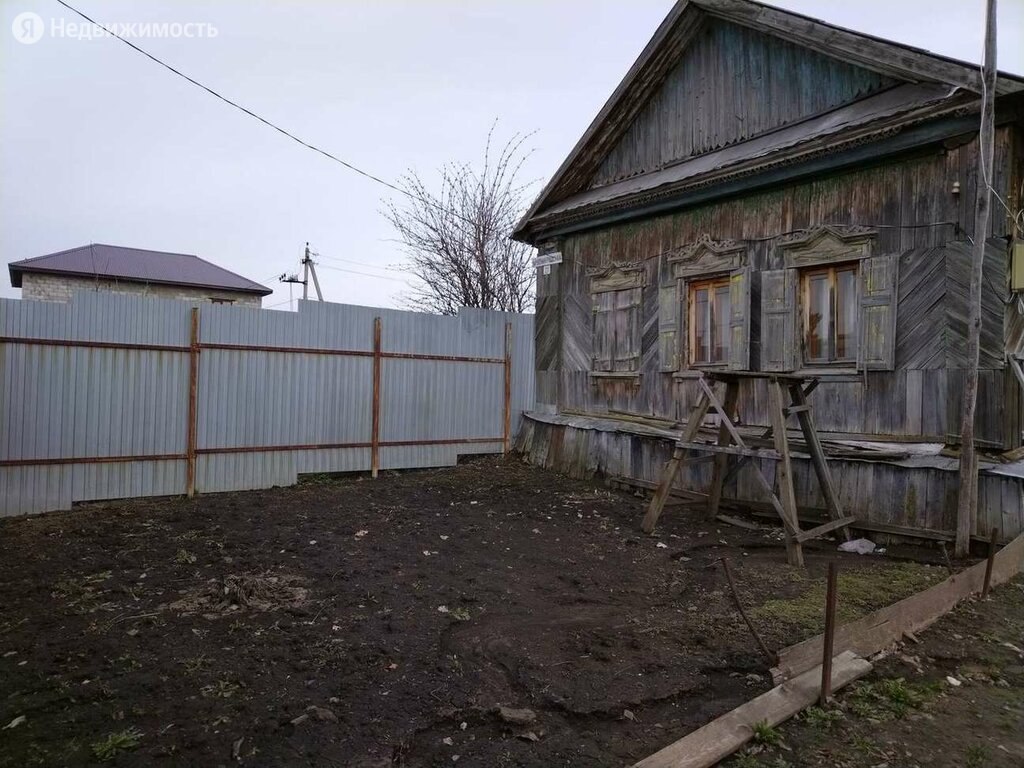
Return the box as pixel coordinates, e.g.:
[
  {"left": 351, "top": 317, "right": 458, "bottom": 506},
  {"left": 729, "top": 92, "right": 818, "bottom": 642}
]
[
  {"left": 642, "top": 393, "right": 712, "bottom": 533},
  {"left": 794, "top": 516, "right": 857, "bottom": 544},
  {"left": 708, "top": 381, "right": 740, "bottom": 520},
  {"left": 772, "top": 532, "right": 1024, "bottom": 684},
  {"left": 676, "top": 441, "right": 781, "bottom": 460},
  {"left": 789, "top": 383, "right": 850, "bottom": 541},
  {"left": 633, "top": 651, "right": 872, "bottom": 768},
  {"left": 697, "top": 377, "right": 748, "bottom": 448},
  {"left": 956, "top": 0, "right": 997, "bottom": 557},
  {"left": 769, "top": 380, "right": 803, "bottom": 566}
]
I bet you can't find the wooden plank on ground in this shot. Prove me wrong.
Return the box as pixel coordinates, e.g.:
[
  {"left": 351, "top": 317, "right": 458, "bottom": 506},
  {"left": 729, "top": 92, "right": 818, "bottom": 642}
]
[
  {"left": 632, "top": 651, "right": 872, "bottom": 768},
  {"left": 794, "top": 516, "right": 857, "bottom": 543},
  {"left": 771, "top": 532, "right": 1024, "bottom": 684}
]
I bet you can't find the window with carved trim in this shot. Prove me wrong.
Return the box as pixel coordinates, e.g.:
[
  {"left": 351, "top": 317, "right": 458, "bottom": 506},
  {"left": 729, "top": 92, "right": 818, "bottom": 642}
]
[
  {"left": 688, "top": 277, "right": 731, "bottom": 365},
  {"left": 800, "top": 263, "right": 858, "bottom": 364},
  {"left": 592, "top": 287, "right": 641, "bottom": 373}
]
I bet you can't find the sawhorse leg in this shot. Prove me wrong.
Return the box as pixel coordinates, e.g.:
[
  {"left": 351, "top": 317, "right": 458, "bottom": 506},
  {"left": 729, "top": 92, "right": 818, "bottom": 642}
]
[
  {"left": 768, "top": 379, "right": 804, "bottom": 567},
  {"left": 641, "top": 391, "right": 713, "bottom": 534},
  {"left": 788, "top": 383, "right": 851, "bottom": 542},
  {"left": 707, "top": 380, "right": 740, "bottom": 520}
]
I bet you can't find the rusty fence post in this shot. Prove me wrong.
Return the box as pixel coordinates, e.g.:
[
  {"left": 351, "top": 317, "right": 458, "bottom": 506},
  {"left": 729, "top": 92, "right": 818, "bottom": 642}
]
[
  {"left": 981, "top": 527, "right": 999, "bottom": 599},
  {"left": 820, "top": 561, "right": 839, "bottom": 707},
  {"left": 185, "top": 306, "right": 200, "bottom": 498},
  {"left": 503, "top": 322, "right": 512, "bottom": 454},
  {"left": 371, "top": 317, "right": 382, "bottom": 478}
]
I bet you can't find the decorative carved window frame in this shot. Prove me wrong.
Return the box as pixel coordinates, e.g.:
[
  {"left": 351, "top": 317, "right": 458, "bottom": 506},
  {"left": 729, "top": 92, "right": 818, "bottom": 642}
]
[
  {"left": 587, "top": 261, "right": 646, "bottom": 293},
  {"left": 667, "top": 234, "right": 746, "bottom": 279},
  {"left": 776, "top": 225, "right": 877, "bottom": 268},
  {"left": 658, "top": 237, "right": 752, "bottom": 376}
]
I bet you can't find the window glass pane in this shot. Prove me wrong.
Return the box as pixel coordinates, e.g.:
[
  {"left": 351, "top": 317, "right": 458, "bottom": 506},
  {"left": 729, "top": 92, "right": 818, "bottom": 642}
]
[
  {"left": 805, "top": 274, "right": 831, "bottom": 361},
  {"left": 713, "top": 284, "right": 731, "bottom": 363},
  {"left": 835, "top": 268, "right": 858, "bottom": 360},
  {"left": 693, "top": 287, "right": 709, "bottom": 363}
]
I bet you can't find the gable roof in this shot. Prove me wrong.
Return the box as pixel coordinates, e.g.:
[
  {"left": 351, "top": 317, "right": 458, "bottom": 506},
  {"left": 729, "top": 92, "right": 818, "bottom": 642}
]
[
  {"left": 8, "top": 244, "right": 273, "bottom": 296},
  {"left": 515, "top": 0, "right": 1024, "bottom": 242}
]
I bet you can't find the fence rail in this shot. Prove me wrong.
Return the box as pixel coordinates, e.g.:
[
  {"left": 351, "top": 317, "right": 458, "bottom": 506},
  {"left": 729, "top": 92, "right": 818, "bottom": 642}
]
[{"left": 0, "top": 293, "right": 534, "bottom": 516}]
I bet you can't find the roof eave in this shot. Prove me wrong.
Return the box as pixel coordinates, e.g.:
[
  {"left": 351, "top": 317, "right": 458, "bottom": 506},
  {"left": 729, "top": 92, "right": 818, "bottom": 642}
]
[
  {"left": 523, "top": 106, "right": 989, "bottom": 242},
  {"left": 9, "top": 264, "right": 273, "bottom": 296}
]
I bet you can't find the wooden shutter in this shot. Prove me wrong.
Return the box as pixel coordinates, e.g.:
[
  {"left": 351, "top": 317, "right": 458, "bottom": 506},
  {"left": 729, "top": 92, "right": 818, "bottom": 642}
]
[
  {"left": 760, "top": 268, "right": 798, "bottom": 372},
  {"left": 658, "top": 282, "right": 679, "bottom": 372},
  {"left": 617, "top": 287, "right": 642, "bottom": 372},
  {"left": 592, "top": 291, "right": 614, "bottom": 371},
  {"left": 728, "top": 267, "right": 751, "bottom": 370},
  {"left": 858, "top": 254, "right": 899, "bottom": 371}
]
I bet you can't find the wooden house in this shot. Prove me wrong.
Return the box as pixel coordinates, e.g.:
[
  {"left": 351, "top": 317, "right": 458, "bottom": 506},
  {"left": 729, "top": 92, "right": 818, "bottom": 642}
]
[{"left": 514, "top": 0, "right": 1024, "bottom": 542}]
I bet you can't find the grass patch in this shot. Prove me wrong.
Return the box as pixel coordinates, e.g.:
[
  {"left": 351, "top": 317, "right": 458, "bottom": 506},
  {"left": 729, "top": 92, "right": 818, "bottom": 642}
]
[
  {"left": 965, "top": 744, "right": 991, "bottom": 767},
  {"left": 751, "top": 562, "right": 942, "bottom": 635},
  {"left": 91, "top": 728, "right": 142, "bottom": 761},
  {"left": 847, "top": 677, "right": 937, "bottom": 720},
  {"left": 174, "top": 549, "right": 197, "bottom": 565},
  {"left": 801, "top": 705, "right": 844, "bottom": 730},
  {"left": 750, "top": 720, "right": 781, "bottom": 747}
]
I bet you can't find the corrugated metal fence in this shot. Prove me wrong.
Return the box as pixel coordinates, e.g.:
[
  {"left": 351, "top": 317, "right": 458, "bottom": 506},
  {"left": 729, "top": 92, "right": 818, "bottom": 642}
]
[{"left": 0, "top": 293, "right": 534, "bottom": 516}]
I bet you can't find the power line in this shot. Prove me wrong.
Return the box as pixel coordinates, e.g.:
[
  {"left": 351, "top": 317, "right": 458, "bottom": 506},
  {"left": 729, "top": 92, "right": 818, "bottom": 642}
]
[
  {"left": 313, "top": 252, "right": 403, "bottom": 273},
  {"left": 315, "top": 262, "right": 411, "bottom": 283},
  {"left": 53, "top": 0, "right": 476, "bottom": 226}
]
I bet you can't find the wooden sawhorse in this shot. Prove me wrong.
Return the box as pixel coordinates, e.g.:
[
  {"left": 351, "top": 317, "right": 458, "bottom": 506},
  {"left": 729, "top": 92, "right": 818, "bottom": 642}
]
[{"left": 641, "top": 371, "right": 854, "bottom": 567}]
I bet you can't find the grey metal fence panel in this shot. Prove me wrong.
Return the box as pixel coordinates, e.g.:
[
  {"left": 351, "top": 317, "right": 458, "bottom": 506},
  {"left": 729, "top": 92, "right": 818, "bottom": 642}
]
[{"left": 1, "top": 292, "right": 534, "bottom": 516}]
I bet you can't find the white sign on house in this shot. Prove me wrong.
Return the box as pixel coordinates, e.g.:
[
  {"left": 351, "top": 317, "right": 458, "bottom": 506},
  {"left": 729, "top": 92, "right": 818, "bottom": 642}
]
[{"left": 533, "top": 252, "right": 563, "bottom": 274}]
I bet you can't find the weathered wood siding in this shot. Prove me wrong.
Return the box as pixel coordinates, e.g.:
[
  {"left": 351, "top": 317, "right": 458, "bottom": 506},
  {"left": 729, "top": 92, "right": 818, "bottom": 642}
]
[
  {"left": 591, "top": 19, "right": 895, "bottom": 189},
  {"left": 517, "top": 416, "right": 1024, "bottom": 543},
  {"left": 540, "top": 133, "right": 1021, "bottom": 447}
]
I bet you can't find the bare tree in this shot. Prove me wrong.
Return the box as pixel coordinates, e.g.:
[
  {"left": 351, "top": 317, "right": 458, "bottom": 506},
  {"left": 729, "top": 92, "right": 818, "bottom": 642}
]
[{"left": 384, "top": 124, "right": 535, "bottom": 315}]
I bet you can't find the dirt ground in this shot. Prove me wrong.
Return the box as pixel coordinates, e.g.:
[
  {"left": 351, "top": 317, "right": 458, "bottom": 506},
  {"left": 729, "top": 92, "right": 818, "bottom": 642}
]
[
  {"left": 723, "top": 574, "right": 1024, "bottom": 768},
  {"left": 0, "top": 457, "right": 954, "bottom": 767}
]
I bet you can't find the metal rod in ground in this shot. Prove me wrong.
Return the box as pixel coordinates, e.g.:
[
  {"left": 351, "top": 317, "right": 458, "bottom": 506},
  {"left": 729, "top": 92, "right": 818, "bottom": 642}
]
[
  {"left": 939, "top": 542, "right": 955, "bottom": 576},
  {"left": 719, "top": 557, "right": 774, "bottom": 664},
  {"left": 820, "top": 561, "right": 839, "bottom": 707},
  {"left": 981, "top": 527, "right": 999, "bottom": 599}
]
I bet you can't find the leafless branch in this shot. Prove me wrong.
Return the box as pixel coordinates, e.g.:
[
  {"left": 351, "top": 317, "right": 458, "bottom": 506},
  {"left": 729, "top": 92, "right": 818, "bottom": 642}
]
[{"left": 383, "top": 122, "right": 536, "bottom": 315}]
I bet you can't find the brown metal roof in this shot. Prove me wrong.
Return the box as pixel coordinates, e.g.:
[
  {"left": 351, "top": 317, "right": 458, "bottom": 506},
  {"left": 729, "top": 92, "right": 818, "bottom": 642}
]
[{"left": 8, "top": 244, "right": 272, "bottom": 296}]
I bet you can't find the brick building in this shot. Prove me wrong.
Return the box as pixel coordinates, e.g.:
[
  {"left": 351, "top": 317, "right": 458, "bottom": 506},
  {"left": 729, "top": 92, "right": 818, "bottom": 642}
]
[{"left": 8, "top": 244, "right": 272, "bottom": 307}]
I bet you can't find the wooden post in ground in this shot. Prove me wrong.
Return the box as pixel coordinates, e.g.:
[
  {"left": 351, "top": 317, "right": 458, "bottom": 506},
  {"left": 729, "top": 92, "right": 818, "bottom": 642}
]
[
  {"left": 956, "top": 0, "right": 997, "bottom": 558},
  {"left": 982, "top": 527, "right": 999, "bottom": 599},
  {"left": 503, "top": 322, "right": 513, "bottom": 454},
  {"left": 185, "top": 306, "right": 200, "bottom": 498},
  {"left": 820, "top": 561, "right": 839, "bottom": 707},
  {"left": 371, "top": 317, "right": 382, "bottom": 478}
]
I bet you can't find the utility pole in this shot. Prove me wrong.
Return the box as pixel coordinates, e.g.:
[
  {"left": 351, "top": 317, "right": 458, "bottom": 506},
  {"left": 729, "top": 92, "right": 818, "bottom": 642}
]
[
  {"left": 304, "top": 242, "right": 324, "bottom": 301},
  {"left": 956, "top": 0, "right": 997, "bottom": 558},
  {"left": 302, "top": 243, "right": 310, "bottom": 301},
  {"left": 278, "top": 242, "right": 325, "bottom": 306}
]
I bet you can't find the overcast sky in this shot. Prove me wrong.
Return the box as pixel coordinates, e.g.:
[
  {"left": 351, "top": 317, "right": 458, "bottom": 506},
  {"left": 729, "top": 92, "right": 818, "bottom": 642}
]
[{"left": 2, "top": 0, "right": 1022, "bottom": 309}]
